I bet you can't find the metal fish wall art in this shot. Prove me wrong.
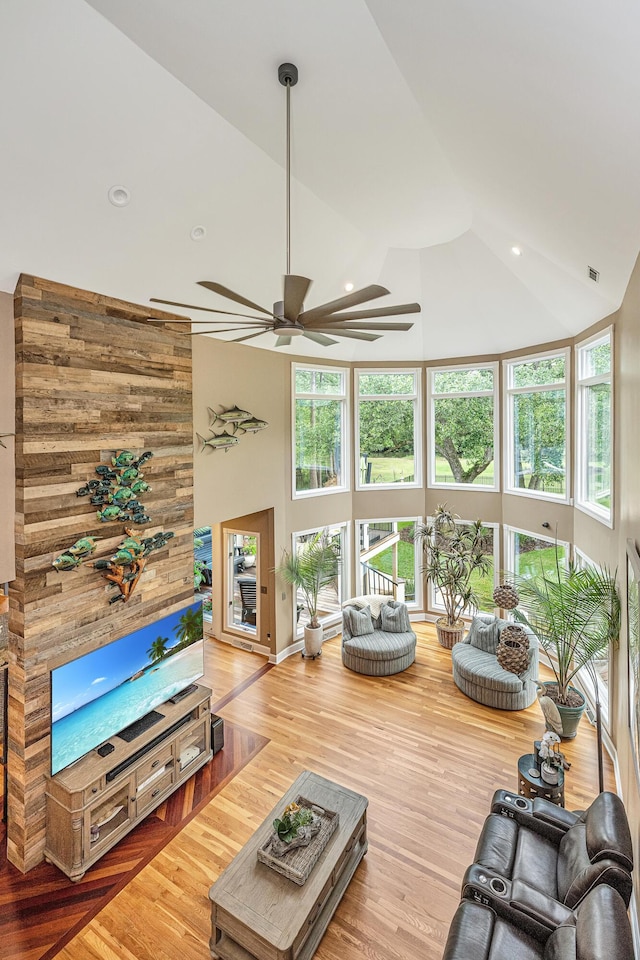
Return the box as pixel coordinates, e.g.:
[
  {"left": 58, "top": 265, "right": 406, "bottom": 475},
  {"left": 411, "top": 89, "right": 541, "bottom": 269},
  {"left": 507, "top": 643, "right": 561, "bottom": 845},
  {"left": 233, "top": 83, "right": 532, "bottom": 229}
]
[
  {"left": 198, "top": 406, "right": 268, "bottom": 452},
  {"left": 90, "top": 528, "right": 175, "bottom": 603},
  {"left": 196, "top": 431, "right": 239, "bottom": 453},
  {"left": 208, "top": 404, "right": 253, "bottom": 426},
  {"left": 50, "top": 448, "right": 176, "bottom": 604}
]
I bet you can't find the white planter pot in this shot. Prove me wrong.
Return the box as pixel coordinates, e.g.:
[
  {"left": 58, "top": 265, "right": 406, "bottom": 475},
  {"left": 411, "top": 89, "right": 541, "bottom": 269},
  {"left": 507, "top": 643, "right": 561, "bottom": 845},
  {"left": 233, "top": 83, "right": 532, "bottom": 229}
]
[{"left": 303, "top": 624, "right": 323, "bottom": 658}]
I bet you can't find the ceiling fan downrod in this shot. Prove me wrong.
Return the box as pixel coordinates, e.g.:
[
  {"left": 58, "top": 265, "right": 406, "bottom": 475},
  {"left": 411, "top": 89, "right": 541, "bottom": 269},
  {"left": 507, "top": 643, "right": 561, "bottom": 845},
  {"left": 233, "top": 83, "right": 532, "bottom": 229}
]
[{"left": 279, "top": 63, "right": 298, "bottom": 278}]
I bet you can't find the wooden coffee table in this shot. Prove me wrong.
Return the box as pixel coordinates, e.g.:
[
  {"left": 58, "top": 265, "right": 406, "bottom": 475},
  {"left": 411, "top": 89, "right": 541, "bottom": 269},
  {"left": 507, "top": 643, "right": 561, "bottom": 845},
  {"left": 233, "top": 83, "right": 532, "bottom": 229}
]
[{"left": 208, "top": 770, "right": 368, "bottom": 960}]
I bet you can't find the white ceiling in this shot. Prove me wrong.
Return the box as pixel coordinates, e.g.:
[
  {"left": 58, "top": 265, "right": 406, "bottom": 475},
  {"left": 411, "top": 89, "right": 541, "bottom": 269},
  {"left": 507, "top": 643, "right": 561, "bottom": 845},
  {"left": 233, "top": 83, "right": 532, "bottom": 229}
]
[{"left": 1, "top": 0, "right": 638, "bottom": 360}]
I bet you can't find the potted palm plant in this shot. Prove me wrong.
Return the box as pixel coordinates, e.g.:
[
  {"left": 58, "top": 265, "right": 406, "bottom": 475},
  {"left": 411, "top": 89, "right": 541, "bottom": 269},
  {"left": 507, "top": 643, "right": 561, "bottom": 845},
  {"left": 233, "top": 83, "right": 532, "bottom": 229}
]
[
  {"left": 511, "top": 549, "right": 620, "bottom": 744},
  {"left": 415, "top": 504, "right": 490, "bottom": 648},
  {"left": 275, "top": 529, "right": 341, "bottom": 658}
]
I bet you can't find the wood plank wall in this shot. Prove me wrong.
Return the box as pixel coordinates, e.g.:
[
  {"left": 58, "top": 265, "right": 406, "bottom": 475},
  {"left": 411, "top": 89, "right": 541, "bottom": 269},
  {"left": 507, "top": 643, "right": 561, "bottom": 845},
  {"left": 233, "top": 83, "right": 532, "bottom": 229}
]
[{"left": 8, "top": 275, "right": 194, "bottom": 872}]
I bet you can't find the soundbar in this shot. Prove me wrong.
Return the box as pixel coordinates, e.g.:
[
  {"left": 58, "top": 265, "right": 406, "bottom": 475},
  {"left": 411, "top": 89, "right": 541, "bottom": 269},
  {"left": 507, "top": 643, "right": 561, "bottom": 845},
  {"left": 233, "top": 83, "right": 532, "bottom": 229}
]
[{"left": 106, "top": 713, "right": 191, "bottom": 782}]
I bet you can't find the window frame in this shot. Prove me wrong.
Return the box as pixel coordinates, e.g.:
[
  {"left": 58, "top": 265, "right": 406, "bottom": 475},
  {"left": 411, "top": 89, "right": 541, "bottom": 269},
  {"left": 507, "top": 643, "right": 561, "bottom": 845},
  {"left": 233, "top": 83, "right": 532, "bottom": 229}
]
[
  {"left": 427, "top": 361, "right": 500, "bottom": 493},
  {"left": 503, "top": 524, "right": 570, "bottom": 584},
  {"left": 575, "top": 327, "right": 613, "bottom": 527},
  {"left": 503, "top": 347, "right": 571, "bottom": 504},
  {"left": 355, "top": 516, "right": 422, "bottom": 609},
  {"left": 354, "top": 368, "right": 422, "bottom": 491},
  {"left": 291, "top": 362, "right": 350, "bottom": 499}
]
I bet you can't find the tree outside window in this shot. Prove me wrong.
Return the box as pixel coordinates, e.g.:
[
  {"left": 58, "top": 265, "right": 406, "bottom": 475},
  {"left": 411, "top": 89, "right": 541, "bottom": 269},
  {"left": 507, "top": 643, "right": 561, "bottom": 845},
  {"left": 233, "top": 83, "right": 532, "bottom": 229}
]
[
  {"left": 294, "top": 365, "right": 347, "bottom": 495},
  {"left": 506, "top": 352, "right": 568, "bottom": 499},
  {"left": 356, "top": 371, "right": 419, "bottom": 487},
  {"left": 429, "top": 365, "right": 498, "bottom": 489}
]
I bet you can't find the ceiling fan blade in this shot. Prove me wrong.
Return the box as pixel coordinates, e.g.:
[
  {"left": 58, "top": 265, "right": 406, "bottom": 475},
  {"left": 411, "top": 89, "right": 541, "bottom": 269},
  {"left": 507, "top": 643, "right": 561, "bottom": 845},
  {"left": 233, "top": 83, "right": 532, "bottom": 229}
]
[
  {"left": 183, "top": 325, "right": 268, "bottom": 337},
  {"left": 323, "top": 330, "right": 381, "bottom": 342},
  {"left": 298, "top": 284, "right": 390, "bottom": 323},
  {"left": 197, "top": 281, "right": 273, "bottom": 317},
  {"left": 283, "top": 275, "right": 312, "bottom": 322},
  {"left": 307, "top": 321, "right": 414, "bottom": 332},
  {"left": 230, "top": 330, "right": 271, "bottom": 344},
  {"left": 305, "top": 302, "right": 421, "bottom": 323},
  {"left": 275, "top": 335, "right": 292, "bottom": 347},
  {"left": 303, "top": 331, "right": 338, "bottom": 347},
  {"left": 149, "top": 297, "right": 270, "bottom": 322}
]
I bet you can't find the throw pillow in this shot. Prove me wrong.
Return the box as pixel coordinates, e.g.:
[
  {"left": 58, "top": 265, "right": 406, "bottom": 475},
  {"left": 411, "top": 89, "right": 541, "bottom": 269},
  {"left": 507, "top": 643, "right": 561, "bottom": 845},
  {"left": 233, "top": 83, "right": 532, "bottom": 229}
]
[
  {"left": 380, "top": 600, "right": 411, "bottom": 633},
  {"left": 344, "top": 605, "right": 374, "bottom": 637},
  {"left": 468, "top": 616, "right": 500, "bottom": 654}
]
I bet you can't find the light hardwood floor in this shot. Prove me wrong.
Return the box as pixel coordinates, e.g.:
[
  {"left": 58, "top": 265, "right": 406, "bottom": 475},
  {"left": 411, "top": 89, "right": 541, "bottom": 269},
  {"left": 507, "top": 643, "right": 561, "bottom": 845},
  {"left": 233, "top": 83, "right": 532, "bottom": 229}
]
[{"left": 56, "top": 624, "right": 614, "bottom": 960}]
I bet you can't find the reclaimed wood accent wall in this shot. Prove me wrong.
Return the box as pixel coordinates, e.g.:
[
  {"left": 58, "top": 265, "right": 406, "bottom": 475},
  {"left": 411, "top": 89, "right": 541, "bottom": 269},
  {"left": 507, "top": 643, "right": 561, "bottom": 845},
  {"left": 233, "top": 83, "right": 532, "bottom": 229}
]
[{"left": 9, "top": 274, "right": 194, "bottom": 872}]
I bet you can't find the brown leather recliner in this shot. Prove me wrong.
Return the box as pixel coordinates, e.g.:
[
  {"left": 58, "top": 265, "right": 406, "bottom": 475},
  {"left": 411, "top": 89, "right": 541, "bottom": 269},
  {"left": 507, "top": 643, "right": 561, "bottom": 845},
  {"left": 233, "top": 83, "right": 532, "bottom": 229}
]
[
  {"left": 469, "top": 789, "right": 633, "bottom": 913},
  {"left": 443, "top": 883, "right": 634, "bottom": 960}
]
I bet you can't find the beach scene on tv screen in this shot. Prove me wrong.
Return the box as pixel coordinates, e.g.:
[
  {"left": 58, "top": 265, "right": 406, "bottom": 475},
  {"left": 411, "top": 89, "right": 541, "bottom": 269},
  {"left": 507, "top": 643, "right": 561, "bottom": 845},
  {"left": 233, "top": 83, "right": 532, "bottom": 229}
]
[{"left": 51, "top": 602, "right": 204, "bottom": 775}]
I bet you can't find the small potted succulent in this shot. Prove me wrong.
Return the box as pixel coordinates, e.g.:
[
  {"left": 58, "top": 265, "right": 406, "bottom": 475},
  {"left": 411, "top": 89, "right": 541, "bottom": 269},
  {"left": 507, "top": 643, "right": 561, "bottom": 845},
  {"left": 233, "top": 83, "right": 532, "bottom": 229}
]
[{"left": 270, "top": 801, "right": 321, "bottom": 857}]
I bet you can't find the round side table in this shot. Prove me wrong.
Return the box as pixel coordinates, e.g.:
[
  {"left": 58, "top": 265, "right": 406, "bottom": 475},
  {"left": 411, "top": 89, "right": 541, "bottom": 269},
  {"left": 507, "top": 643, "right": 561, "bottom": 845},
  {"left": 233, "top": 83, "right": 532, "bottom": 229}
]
[{"left": 517, "top": 753, "right": 565, "bottom": 807}]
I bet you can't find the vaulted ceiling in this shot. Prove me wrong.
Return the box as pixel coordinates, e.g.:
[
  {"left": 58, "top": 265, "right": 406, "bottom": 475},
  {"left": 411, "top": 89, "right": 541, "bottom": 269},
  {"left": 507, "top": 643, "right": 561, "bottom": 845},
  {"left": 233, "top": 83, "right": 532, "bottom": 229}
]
[{"left": 1, "top": 0, "right": 639, "bottom": 360}]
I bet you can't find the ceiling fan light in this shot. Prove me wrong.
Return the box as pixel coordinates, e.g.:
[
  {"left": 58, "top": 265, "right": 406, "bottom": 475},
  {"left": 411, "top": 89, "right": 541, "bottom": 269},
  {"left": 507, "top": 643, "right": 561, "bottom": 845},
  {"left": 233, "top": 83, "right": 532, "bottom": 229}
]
[{"left": 107, "top": 185, "right": 130, "bottom": 207}]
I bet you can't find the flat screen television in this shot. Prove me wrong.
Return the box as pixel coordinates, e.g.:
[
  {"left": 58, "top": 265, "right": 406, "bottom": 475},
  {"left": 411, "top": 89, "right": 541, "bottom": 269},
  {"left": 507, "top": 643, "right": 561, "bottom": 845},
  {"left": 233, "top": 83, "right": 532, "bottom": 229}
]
[{"left": 50, "top": 600, "right": 204, "bottom": 776}]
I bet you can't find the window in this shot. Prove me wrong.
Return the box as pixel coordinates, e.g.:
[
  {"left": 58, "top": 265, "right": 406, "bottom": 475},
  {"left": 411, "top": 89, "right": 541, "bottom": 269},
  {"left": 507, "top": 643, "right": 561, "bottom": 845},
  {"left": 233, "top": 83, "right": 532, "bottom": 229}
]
[
  {"left": 225, "top": 530, "right": 259, "bottom": 636},
  {"left": 573, "top": 548, "right": 610, "bottom": 728},
  {"left": 356, "top": 518, "right": 420, "bottom": 606},
  {"left": 504, "top": 526, "right": 568, "bottom": 581},
  {"left": 427, "top": 519, "right": 499, "bottom": 616},
  {"left": 292, "top": 523, "right": 349, "bottom": 634},
  {"left": 355, "top": 370, "right": 420, "bottom": 488},
  {"left": 428, "top": 364, "right": 498, "bottom": 491},
  {"left": 505, "top": 350, "right": 569, "bottom": 501},
  {"left": 194, "top": 526, "right": 212, "bottom": 621},
  {"left": 293, "top": 365, "right": 348, "bottom": 497},
  {"left": 576, "top": 329, "right": 612, "bottom": 525}
]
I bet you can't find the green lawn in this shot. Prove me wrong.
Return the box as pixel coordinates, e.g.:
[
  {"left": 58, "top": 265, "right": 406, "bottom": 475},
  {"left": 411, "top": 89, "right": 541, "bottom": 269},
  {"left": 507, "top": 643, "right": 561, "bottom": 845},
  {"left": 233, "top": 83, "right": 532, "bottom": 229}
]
[
  {"left": 363, "top": 456, "right": 414, "bottom": 483},
  {"left": 516, "top": 544, "right": 566, "bottom": 579},
  {"left": 364, "top": 455, "right": 497, "bottom": 486},
  {"left": 433, "top": 456, "right": 495, "bottom": 486}
]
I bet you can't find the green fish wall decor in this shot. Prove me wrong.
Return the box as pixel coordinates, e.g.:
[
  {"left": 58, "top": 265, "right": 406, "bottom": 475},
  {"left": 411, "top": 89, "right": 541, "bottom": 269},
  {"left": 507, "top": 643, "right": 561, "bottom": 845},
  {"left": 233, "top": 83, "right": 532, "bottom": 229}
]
[
  {"left": 207, "top": 405, "right": 252, "bottom": 426},
  {"left": 196, "top": 431, "right": 239, "bottom": 453}
]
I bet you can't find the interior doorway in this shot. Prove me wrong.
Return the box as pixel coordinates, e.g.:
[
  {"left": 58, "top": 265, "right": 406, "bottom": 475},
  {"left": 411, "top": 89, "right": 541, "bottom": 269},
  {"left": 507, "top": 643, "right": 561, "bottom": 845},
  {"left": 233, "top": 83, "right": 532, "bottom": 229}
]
[{"left": 225, "top": 531, "right": 259, "bottom": 636}]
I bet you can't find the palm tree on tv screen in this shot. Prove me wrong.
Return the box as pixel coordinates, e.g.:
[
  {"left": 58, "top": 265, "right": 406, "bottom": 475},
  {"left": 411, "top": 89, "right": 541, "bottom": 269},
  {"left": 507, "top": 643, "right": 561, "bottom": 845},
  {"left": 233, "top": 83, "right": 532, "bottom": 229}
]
[
  {"left": 147, "top": 636, "right": 169, "bottom": 663},
  {"left": 174, "top": 606, "right": 203, "bottom": 649}
]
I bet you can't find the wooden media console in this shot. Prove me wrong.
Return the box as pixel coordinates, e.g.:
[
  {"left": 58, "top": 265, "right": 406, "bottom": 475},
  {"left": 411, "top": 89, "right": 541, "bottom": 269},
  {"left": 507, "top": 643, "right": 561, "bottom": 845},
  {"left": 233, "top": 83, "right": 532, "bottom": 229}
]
[{"left": 45, "top": 683, "right": 212, "bottom": 880}]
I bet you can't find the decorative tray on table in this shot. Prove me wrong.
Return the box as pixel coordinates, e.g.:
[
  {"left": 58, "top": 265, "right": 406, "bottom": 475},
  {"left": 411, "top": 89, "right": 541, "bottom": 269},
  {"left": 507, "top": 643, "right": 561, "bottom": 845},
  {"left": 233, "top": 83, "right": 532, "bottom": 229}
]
[{"left": 257, "top": 794, "right": 339, "bottom": 885}]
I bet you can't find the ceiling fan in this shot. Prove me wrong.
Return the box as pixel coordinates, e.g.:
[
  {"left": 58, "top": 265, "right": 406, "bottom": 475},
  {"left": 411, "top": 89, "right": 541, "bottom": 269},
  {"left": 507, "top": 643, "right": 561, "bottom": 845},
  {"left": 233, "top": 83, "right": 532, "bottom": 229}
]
[{"left": 149, "top": 63, "right": 421, "bottom": 348}]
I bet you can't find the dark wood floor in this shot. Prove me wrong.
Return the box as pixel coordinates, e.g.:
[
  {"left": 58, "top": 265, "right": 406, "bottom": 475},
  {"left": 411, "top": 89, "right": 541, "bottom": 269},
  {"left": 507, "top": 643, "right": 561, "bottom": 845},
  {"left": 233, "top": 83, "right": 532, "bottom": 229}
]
[{"left": 2, "top": 628, "right": 616, "bottom": 960}]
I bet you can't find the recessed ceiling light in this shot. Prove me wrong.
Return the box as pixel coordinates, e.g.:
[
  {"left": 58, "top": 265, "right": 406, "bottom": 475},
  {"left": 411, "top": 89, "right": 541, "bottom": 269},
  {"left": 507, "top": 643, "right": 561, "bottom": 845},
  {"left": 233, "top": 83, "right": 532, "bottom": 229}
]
[
  {"left": 511, "top": 246, "right": 522, "bottom": 257},
  {"left": 344, "top": 281, "right": 354, "bottom": 292},
  {"left": 190, "top": 225, "right": 207, "bottom": 241},
  {"left": 107, "top": 185, "right": 131, "bottom": 207}
]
